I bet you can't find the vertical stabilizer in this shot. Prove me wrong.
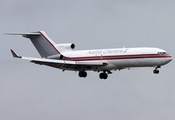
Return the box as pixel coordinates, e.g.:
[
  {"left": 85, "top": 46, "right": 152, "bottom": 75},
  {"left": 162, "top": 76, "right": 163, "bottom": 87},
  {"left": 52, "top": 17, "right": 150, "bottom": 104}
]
[{"left": 23, "top": 31, "right": 60, "bottom": 57}]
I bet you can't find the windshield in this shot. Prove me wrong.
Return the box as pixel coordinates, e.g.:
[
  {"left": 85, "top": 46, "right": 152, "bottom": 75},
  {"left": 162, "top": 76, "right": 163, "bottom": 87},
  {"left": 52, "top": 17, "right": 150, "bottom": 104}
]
[{"left": 158, "top": 52, "right": 167, "bottom": 54}]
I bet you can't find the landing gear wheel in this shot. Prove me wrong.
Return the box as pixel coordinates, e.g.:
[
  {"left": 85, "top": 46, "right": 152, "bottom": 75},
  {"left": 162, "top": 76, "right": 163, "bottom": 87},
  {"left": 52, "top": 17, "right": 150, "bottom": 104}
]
[
  {"left": 99, "top": 73, "right": 108, "bottom": 79},
  {"left": 79, "top": 71, "right": 83, "bottom": 77},
  {"left": 82, "top": 71, "right": 87, "bottom": 77},
  {"left": 103, "top": 73, "right": 108, "bottom": 79},
  {"left": 99, "top": 73, "right": 104, "bottom": 79},
  {"left": 78, "top": 71, "right": 87, "bottom": 78},
  {"left": 153, "top": 69, "right": 159, "bottom": 74},
  {"left": 153, "top": 66, "right": 161, "bottom": 74}
]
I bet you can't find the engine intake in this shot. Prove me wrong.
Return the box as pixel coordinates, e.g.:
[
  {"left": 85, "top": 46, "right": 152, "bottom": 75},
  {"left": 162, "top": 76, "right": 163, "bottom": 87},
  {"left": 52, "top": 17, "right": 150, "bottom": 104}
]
[
  {"left": 59, "top": 54, "right": 64, "bottom": 59},
  {"left": 71, "top": 43, "right": 75, "bottom": 49}
]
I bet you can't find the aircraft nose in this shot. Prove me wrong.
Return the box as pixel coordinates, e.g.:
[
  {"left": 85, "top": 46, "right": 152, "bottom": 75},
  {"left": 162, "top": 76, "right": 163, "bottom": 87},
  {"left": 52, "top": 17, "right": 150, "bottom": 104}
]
[
  {"left": 161, "top": 56, "right": 172, "bottom": 66},
  {"left": 166, "top": 55, "right": 172, "bottom": 63}
]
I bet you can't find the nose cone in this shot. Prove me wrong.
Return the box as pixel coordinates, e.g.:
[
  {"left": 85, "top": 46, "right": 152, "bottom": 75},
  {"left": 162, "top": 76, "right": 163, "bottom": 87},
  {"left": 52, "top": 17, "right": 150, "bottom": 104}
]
[
  {"left": 166, "top": 55, "right": 172, "bottom": 64},
  {"left": 161, "top": 55, "right": 173, "bottom": 65},
  {"left": 169, "top": 56, "right": 173, "bottom": 62}
]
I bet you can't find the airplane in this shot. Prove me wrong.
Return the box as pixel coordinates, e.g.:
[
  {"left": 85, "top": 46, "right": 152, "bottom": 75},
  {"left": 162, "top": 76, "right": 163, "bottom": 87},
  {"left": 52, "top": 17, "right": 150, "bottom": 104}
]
[{"left": 6, "top": 31, "right": 172, "bottom": 79}]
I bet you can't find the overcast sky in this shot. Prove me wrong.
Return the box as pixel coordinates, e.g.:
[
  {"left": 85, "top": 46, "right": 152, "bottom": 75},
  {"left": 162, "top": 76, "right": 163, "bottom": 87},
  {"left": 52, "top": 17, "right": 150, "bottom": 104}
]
[{"left": 0, "top": 0, "right": 175, "bottom": 120}]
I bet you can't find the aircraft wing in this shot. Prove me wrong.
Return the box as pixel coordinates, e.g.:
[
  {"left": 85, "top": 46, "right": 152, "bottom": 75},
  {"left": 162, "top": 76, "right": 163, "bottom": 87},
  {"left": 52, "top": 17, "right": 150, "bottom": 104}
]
[{"left": 10, "top": 49, "right": 108, "bottom": 70}]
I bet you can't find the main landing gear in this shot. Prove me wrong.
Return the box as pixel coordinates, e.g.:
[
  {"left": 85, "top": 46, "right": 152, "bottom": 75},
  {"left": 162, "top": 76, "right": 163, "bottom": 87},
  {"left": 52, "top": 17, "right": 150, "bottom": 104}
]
[
  {"left": 99, "top": 71, "right": 112, "bottom": 79},
  {"left": 78, "top": 71, "right": 87, "bottom": 78},
  {"left": 153, "top": 66, "right": 161, "bottom": 74},
  {"left": 78, "top": 71, "right": 110, "bottom": 79},
  {"left": 99, "top": 72, "right": 108, "bottom": 79}
]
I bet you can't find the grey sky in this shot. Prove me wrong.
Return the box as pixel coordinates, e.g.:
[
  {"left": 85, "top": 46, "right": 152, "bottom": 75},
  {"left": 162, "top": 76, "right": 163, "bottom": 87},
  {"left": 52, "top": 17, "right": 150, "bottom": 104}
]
[{"left": 0, "top": 0, "right": 175, "bottom": 120}]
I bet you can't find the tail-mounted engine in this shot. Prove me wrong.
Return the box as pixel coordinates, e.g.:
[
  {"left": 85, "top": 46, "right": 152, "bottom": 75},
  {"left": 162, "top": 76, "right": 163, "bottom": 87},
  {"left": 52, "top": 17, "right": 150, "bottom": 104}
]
[
  {"left": 47, "top": 43, "right": 75, "bottom": 59},
  {"left": 55, "top": 43, "right": 75, "bottom": 52},
  {"left": 47, "top": 54, "right": 64, "bottom": 59}
]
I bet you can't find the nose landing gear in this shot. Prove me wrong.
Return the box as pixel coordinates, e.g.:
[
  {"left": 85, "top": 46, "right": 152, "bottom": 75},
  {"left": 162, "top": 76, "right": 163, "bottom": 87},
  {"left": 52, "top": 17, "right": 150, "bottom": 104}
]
[
  {"left": 153, "top": 66, "right": 161, "bottom": 74},
  {"left": 153, "top": 69, "right": 159, "bottom": 74}
]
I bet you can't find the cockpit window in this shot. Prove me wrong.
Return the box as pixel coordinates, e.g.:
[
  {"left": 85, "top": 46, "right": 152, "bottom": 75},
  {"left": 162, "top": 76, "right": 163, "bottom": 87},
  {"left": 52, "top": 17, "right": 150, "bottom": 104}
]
[{"left": 158, "top": 52, "right": 167, "bottom": 54}]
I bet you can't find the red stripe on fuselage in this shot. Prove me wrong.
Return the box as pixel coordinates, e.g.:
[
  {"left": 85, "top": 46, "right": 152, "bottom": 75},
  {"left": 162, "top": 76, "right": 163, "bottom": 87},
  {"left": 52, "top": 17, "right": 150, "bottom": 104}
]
[
  {"left": 67, "top": 54, "right": 172, "bottom": 61},
  {"left": 66, "top": 54, "right": 168, "bottom": 59}
]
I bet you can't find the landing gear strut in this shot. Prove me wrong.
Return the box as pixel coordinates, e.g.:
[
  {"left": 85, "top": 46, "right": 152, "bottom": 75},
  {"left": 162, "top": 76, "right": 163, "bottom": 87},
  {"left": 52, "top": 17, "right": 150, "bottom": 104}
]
[
  {"left": 99, "top": 72, "right": 108, "bottom": 79},
  {"left": 153, "top": 66, "right": 161, "bottom": 74},
  {"left": 78, "top": 71, "right": 87, "bottom": 78}
]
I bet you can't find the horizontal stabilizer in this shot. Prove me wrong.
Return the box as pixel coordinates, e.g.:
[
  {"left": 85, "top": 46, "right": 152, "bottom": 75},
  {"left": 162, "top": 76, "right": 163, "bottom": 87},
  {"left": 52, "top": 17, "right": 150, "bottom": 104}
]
[
  {"left": 5, "top": 33, "right": 40, "bottom": 36},
  {"left": 6, "top": 31, "right": 59, "bottom": 58}
]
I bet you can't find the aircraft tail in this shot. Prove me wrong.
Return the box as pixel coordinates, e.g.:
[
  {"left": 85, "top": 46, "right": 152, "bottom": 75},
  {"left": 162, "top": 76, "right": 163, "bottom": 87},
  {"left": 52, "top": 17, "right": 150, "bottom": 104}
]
[
  {"left": 6, "top": 31, "right": 60, "bottom": 58},
  {"left": 25, "top": 31, "right": 61, "bottom": 57}
]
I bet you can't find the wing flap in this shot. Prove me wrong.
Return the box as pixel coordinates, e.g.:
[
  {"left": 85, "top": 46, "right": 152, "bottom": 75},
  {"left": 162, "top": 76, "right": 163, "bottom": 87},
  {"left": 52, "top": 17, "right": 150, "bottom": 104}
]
[
  {"left": 23, "top": 57, "right": 107, "bottom": 66},
  {"left": 22, "top": 56, "right": 76, "bottom": 65}
]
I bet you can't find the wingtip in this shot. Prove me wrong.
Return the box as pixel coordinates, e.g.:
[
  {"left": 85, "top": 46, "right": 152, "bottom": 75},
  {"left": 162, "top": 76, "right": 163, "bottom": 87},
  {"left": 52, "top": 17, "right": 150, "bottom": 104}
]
[{"left": 10, "top": 49, "right": 21, "bottom": 58}]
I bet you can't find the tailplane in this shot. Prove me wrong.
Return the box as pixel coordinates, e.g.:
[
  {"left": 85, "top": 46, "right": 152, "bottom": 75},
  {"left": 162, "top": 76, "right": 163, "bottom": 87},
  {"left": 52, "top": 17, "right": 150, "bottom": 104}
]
[
  {"left": 6, "top": 31, "right": 60, "bottom": 57},
  {"left": 24, "top": 31, "right": 60, "bottom": 57}
]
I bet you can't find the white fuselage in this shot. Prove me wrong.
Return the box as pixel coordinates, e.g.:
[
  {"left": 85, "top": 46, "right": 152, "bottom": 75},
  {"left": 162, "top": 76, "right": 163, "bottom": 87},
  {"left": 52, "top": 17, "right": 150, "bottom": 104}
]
[
  {"left": 61, "top": 47, "right": 172, "bottom": 71},
  {"left": 8, "top": 31, "right": 173, "bottom": 79}
]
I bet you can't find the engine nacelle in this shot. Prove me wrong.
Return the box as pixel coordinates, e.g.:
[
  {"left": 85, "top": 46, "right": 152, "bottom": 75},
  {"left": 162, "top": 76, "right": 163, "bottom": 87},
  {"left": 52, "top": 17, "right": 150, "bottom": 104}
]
[
  {"left": 55, "top": 43, "right": 75, "bottom": 52},
  {"left": 47, "top": 54, "right": 64, "bottom": 59},
  {"left": 47, "top": 43, "right": 75, "bottom": 59}
]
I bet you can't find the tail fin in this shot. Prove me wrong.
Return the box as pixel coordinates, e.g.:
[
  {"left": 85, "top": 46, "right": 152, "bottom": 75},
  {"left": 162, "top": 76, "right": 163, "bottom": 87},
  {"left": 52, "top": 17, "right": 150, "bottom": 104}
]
[
  {"left": 25, "top": 31, "right": 61, "bottom": 57},
  {"left": 6, "top": 31, "right": 60, "bottom": 57}
]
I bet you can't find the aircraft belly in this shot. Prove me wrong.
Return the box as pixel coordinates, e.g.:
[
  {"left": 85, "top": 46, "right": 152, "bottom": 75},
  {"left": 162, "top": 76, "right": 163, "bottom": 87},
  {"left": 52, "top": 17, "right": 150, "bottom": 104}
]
[
  {"left": 61, "top": 58, "right": 171, "bottom": 71},
  {"left": 109, "top": 58, "right": 170, "bottom": 68}
]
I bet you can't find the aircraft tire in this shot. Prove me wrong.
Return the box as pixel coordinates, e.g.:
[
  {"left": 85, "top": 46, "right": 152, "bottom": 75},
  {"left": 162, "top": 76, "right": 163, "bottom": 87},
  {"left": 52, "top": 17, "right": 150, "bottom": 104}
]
[
  {"left": 99, "top": 73, "right": 108, "bottom": 79},
  {"left": 79, "top": 71, "right": 87, "bottom": 78},
  {"left": 103, "top": 73, "right": 108, "bottom": 79},
  {"left": 79, "top": 71, "right": 83, "bottom": 77},
  {"left": 99, "top": 73, "right": 104, "bottom": 79},
  {"left": 153, "top": 69, "right": 159, "bottom": 74},
  {"left": 82, "top": 71, "right": 87, "bottom": 78}
]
